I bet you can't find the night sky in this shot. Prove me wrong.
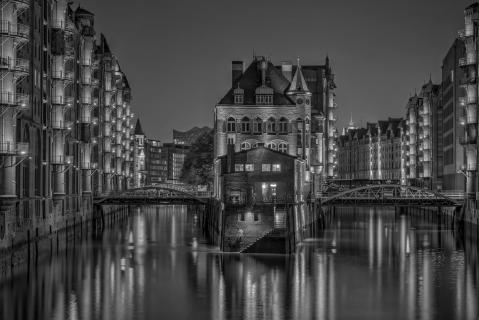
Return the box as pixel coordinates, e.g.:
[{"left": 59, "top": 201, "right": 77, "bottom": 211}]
[{"left": 80, "top": 0, "right": 472, "bottom": 141}]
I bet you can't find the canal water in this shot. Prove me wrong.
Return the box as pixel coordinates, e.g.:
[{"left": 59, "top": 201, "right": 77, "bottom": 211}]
[{"left": 1, "top": 205, "right": 478, "bottom": 320}]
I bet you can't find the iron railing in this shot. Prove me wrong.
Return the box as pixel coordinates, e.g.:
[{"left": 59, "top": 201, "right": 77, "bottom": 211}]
[{"left": 0, "top": 20, "right": 30, "bottom": 39}]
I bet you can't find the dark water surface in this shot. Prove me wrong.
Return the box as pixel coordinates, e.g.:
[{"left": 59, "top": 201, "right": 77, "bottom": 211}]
[{"left": 1, "top": 205, "right": 478, "bottom": 320}]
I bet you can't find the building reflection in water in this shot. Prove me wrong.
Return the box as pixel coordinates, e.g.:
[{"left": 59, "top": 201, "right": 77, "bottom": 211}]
[{"left": 0, "top": 205, "right": 478, "bottom": 320}]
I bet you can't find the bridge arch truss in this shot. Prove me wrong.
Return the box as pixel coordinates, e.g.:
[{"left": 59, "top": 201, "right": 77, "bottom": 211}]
[{"left": 321, "top": 184, "right": 461, "bottom": 207}]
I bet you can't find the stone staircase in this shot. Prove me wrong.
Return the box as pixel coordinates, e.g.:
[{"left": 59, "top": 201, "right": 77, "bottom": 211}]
[{"left": 240, "top": 227, "right": 287, "bottom": 254}]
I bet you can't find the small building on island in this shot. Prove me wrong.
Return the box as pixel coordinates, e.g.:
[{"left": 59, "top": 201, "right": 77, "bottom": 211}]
[{"left": 215, "top": 146, "right": 306, "bottom": 205}]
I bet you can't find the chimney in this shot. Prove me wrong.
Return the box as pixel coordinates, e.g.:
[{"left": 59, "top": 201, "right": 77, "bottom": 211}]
[
  {"left": 281, "top": 61, "right": 292, "bottom": 82},
  {"left": 232, "top": 61, "right": 244, "bottom": 86},
  {"left": 226, "top": 144, "right": 235, "bottom": 173}
]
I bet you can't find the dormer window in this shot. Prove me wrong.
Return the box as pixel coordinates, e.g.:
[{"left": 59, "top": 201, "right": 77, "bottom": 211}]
[
  {"left": 256, "top": 94, "right": 273, "bottom": 105},
  {"left": 234, "top": 95, "right": 244, "bottom": 104},
  {"left": 234, "top": 84, "right": 244, "bottom": 105},
  {"left": 255, "top": 86, "right": 273, "bottom": 105}
]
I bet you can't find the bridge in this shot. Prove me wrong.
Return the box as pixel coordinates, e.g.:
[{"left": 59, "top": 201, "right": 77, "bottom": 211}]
[
  {"left": 94, "top": 184, "right": 211, "bottom": 205},
  {"left": 320, "top": 184, "right": 462, "bottom": 207}
]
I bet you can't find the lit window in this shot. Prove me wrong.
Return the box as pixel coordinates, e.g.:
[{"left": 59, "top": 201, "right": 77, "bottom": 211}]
[
  {"left": 262, "top": 164, "right": 271, "bottom": 172},
  {"left": 278, "top": 143, "right": 287, "bottom": 153},
  {"left": 234, "top": 95, "right": 243, "bottom": 104},
  {"left": 240, "top": 142, "right": 251, "bottom": 150},
  {"left": 267, "top": 118, "right": 276, "bottom": 133},
  {"left": 267, "top": 143, "right": 277, "bottom": 150},
  {"left": 235, "top": 164, "right": 244, "bottom": 172},
  {"left": 245, "top": 164, "right": 254, "bottom": 171},
  {"left": 272, "top": 164, "right": 281, "bottom": 172},
  {"left": 279, "top": 118, "right": 288, "bottom": 134},
  {"left": 227, "top": 118, "right": 236, "bottom": 132},
  {"left": 254, "top": 118, "right": 263, "bottom": 134},
  {"left": 241, "top": 117, "right": 250, "bottom": 133}
]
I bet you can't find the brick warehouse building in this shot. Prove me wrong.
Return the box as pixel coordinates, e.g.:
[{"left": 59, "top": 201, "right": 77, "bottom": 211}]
[
  {"left": 0, "top": 1, "right": 136, "bottom": 249},
  {"left": 218, "top": 146, "right": 306, "bottom": 205},
  {"left": 213, "top": 56, "right": 338, "bottom": 199},
  {"left": 337, "top": 118, "right": 405, "bottom": 183}
]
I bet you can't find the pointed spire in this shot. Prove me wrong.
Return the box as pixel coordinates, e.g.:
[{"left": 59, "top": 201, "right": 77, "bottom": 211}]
[
  {"left": 287, "top": 57, "right": 311, "bottom": 96},
  {"left": 349, "top": 113, "right": 354, "bottom": 126},
  {"left": 134, "top": 119, "right": 145, "bottom": 135}
]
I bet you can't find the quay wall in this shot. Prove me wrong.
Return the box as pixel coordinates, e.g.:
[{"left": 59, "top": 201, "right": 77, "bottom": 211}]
[
  {"left": 200, "top": 201, "right": 325, "bottom": 254},
  {"left": 0, "top": 195, "right": 130, "bottom": 278}
]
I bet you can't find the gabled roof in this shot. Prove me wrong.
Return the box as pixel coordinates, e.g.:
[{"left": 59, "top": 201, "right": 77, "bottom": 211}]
[
  {"left": 218, "top": 57, "right": 294, "bottom": 106},
  {"left": 75, "top": 6, "right": 94, "bottom": 17},
  {"left": 465, "top": 3, "right": 479, "bottom": 11},
  {"left": 134, "top": 119, "right": 145, "bottom": 135}
]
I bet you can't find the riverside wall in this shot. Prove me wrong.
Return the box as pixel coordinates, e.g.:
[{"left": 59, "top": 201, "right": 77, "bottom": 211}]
[{"left": 0, "top": 197, "right": 130, "bottom": 278}]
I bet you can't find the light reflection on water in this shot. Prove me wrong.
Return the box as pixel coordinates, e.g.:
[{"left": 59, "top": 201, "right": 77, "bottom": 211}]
[{"left": 1, "top": 206, "right": 478, "bottom": 320}]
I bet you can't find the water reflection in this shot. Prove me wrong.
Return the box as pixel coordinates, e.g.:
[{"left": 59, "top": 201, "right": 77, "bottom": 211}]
[{"left": 1, "top": 206, "right": 478, "bottom": 320}]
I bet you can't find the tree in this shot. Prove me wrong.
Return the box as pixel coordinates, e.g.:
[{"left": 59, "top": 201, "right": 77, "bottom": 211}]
[{"left": 180, "top": 129, "right": 214, "bottom": 187}]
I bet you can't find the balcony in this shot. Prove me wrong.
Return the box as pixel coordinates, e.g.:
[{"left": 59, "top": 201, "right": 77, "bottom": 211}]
[
  {"left": 65, "top": 20, "right": 75, "bottom": 34},
  {"left": 0, "top": 21, "right": 30, "bottom": 40},
  {"left": 464, "top": 163, "right": 478, "bottom": 171},
  {"left": 0, "top": 57, "right": 30, "bottom": 74},
  {"left": 80, "top": 116, "right": 92, "bottom": 124},
  {"left": 65, "top": 44, "right": 75, "bottom": 58},
  {"left": 0, "top": 141, "right": 29, "bottom": 156},
  {"left": 459, "top": 56, "right": 477, "bottom": 67},
  {"left": 13, "top": 0, "right": 31, "bottom": 7},
  {"left": 51, "top": 20, "right": 65, "bottom": 30},
  {"left": 81, "top": 58, "right": 91, "bottom": 67},
  {"left": 80, "top": 162, "right": 92, "bottom": 170},
  {"left": 52, "top": 70, "right": 74, "bottom": 81},
  {"left": 460, "top": 136, "right": 477, "bottom": 145},
  {"left": 0, "top": 92, "right": 29, "bottom": 108},
  {"left": 51, "top": 155, "right": 70, "bottom": 165},
  {"left": 81, "top": 76, "right": 92, "bottom": 86},
  {"left": 458, "top": 29, "right": 475, "bottom": 39},
  {"left": 51, "top": 120, "right": 72, "bottom": 130},
  {"left": 459, "top": 96, "right": 477, "bottom": 106},
  {"left": 80, "top": 96, "right": 92, "bottom": 105},
  {"left": 460, "top": 75, "right": 477, "bottom": 86}
]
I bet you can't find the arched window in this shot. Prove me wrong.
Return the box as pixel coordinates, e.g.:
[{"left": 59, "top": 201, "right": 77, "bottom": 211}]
[
  {"left": 278, "top": 142, "right": 288, "bottom": 153},
  {"left": 253, "top": 117, "right": 263, "bottom": 134},
  {"left": 297, "top": 118, "right": 304, "bottom": 131},
  {"left": 267, "top": 143, "right": 277, "bottom": 150},
  {"left": 241, "top": 117, "right": 250, "bottom": 133},
  {"left": 279, "top": 117, "right": 288, "bottom": 134},
  {"left": 227, "top": 117, "right": 236, "bottom": 132},
  {"left": 297, "top": 118, "right": 303, "bottom": 147},
  {"left": 305, "top": 118, "right": 310, "bottom": 132},
  {"left": 240, "top": 142, "right": 251, "bottom": 150},
  {"left": 267, "top": 117, "right": 276, "bottom": 134}
]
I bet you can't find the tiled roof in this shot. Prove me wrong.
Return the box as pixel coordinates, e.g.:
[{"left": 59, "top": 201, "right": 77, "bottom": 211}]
[
  {"left": 218, "top": 58, "right": 294, "bottom": 106},
  {"left": 75, "top": 6, "right": 94, "bottom": 16}
]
